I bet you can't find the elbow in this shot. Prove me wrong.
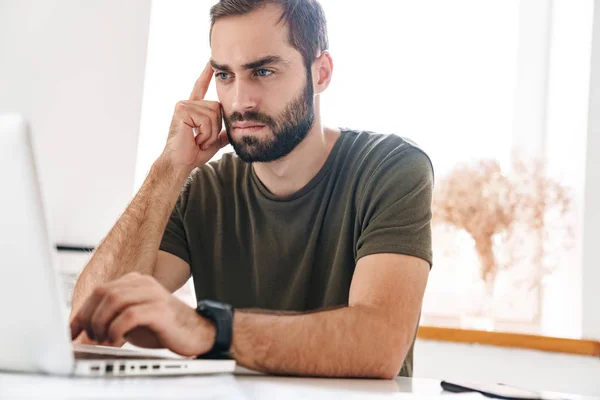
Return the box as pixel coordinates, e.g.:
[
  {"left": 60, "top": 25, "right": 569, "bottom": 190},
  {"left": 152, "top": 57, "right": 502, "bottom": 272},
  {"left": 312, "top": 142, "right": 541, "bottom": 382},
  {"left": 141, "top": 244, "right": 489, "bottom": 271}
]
[
  {"left": 374, "top": 358, "right": 403, "bottom": 380},
  {"left": 372, "top": 334, "right": 410, "bottom": 379},
  {"left": 352, "top": 342, "right": 405, "bottom": 379},
  {"left": 364, "top": 360, "right": 402, "bottom": 380},
  {"left": 355, "top": 346, "right": 407, "bottom": 379},
  {"left": 378, "top": 371, "right": 400, "bottom": 380},
  {"left": 352, "top": 306, "right": 414, "bottom": 379}
]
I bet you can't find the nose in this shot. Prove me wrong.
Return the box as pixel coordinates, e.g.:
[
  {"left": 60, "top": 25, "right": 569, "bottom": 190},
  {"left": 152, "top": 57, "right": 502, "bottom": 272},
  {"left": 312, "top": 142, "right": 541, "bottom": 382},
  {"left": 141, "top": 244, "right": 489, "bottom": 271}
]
[{"left": 231, "top": 79, "right": 258, "bottom": 113}]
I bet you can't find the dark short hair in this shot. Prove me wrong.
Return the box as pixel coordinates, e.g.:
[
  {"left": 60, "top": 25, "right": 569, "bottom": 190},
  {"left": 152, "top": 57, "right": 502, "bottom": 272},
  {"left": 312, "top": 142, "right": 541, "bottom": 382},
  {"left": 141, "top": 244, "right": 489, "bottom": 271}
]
[{"left": 209, "top": 0, "right": 329, "bottom": 69}]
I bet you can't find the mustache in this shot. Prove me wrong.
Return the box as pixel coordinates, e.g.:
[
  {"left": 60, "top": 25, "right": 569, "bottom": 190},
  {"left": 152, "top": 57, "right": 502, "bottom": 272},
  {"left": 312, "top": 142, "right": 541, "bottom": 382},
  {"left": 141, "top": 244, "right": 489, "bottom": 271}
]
[{"left": 228, "top": 111, "right": 277, "bottom": 128}]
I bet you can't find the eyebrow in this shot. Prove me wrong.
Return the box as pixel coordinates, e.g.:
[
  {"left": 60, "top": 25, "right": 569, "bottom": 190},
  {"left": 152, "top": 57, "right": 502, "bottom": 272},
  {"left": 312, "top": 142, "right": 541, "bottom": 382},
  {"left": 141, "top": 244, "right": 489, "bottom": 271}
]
[{"left": 210, "top": 56, "right": 287, "bottom": 73}]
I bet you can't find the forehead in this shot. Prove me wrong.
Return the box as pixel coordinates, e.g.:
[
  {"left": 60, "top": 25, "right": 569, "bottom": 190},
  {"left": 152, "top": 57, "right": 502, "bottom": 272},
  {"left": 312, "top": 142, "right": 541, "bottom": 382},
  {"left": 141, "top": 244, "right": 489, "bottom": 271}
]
[{"left": 210, "top": 4, "right": 301, "bottom": 68}]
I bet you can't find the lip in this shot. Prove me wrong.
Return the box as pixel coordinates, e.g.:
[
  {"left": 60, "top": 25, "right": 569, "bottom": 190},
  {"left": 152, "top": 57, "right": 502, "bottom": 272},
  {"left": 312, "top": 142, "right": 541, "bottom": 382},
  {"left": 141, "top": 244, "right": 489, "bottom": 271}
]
[
  {"left": 232, "top": 123, "right": 265, "bottom": 129},
  {"left": 232, "top": 125, "right": 265, "bottom": 134}
]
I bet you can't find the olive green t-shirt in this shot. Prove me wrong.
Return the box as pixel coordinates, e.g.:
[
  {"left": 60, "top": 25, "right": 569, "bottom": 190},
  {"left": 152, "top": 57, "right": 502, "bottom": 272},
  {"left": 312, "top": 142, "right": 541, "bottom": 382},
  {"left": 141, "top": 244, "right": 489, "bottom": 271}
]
[{"left": 159, "top": 129, "right": 434, "bottom": 376}]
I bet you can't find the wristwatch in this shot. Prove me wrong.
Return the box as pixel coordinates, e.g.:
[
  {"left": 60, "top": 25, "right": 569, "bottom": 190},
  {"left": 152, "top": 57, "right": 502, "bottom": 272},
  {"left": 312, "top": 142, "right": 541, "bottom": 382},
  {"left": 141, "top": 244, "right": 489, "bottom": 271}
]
[{"left": 195, "top": 299, "right": 234, "bottom": 359}]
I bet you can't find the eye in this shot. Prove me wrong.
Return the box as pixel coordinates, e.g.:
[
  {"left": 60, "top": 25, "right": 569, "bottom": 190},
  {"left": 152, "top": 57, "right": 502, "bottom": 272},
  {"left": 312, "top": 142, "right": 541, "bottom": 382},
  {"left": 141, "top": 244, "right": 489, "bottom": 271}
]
[
  {"left": 255, "top": 69, "right": 274, "bottom": 78},
  {"left": 215, "top": 72, "right": 231, "bottom": 81}
]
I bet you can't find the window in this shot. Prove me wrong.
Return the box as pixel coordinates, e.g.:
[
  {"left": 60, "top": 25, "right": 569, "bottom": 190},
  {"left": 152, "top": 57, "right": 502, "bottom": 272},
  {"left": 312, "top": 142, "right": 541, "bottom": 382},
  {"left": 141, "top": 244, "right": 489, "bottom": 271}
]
[{"left": 136, "top": 0, "right": 594, "bottom": 337}]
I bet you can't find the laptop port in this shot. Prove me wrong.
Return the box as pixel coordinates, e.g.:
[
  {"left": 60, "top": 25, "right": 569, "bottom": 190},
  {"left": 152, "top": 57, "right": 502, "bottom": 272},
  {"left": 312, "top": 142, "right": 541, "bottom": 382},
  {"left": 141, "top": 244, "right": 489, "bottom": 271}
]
[
  {"left": 140, "top": 365, "right": 148, "bottom": 370},
  {"left": 119, "top": 365, "right": 126, "bottom": 372},
  {"left": 91, "top": 366, "right": 100, "bottom": 372},
  {"left": 152, "top": 365, "right": 160, "bottom": 370},
  {"left": 105, "top": 364, "right": 113, "bottom": 374}
]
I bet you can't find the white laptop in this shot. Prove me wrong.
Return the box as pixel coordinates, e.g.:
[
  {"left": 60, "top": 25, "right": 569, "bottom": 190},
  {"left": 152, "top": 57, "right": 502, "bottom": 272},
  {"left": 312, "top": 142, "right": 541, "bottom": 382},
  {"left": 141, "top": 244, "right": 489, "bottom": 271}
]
[{"left": 0, "top": 114, "right": 236, "bottom": 377}]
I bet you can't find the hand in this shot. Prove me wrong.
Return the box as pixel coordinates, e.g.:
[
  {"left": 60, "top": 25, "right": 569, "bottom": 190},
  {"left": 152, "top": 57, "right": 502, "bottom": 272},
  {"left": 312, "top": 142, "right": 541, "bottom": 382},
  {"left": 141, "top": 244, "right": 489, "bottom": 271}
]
[
  {"left": 161, "top": 61, "right": 229, "bottom": 173},
  {"left": 70, "top": 272, "right": 216, "bottom": 357},
  {"left": 72, "top": 329, "right": 105, "bottom": 346}
]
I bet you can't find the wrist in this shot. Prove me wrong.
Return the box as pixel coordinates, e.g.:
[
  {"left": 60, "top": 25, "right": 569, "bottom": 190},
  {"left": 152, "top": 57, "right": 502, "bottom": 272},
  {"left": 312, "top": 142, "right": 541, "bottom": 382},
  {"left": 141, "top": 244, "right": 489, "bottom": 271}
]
[
  {"left": 154, "top": 154, "right": 192, "bottom": 185},
  {"left": 230, "top": 311, "right": 270, "bottom": 372},
  {"left": 193, "top": 314, "right": 217, "bottom": 356}
]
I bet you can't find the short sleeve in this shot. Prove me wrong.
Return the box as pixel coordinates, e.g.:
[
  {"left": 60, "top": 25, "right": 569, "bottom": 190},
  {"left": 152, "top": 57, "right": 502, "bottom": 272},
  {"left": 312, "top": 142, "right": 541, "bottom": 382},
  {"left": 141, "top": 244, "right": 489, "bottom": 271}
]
[
  {"left": 159, "top": 190, "right": 191, "bottom": 265},
  {"left": 356, "top": 146, "right": 434, "bottom": 267}
]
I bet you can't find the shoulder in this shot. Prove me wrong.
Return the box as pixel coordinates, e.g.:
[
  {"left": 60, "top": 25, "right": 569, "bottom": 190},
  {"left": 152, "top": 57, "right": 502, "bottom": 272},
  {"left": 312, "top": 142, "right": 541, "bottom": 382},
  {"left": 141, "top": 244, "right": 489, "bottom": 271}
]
[
  {"left": 340, "top": 129, "right": 434, "bottom": 189},
  {"left": 176, "top": 152, "right": 247, "bottom": 210},
  {"left": 193, "top": 151, "right": 246, "bottom": 182}
]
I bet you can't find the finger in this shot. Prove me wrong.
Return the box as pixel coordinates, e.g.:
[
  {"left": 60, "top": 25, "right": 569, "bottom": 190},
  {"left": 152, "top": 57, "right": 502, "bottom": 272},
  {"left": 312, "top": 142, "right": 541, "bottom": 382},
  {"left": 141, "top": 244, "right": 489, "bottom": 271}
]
[
  {"left": 190, "top": 115, "right": 212, "bottom": 146},
  {"left": 175, "top": 103, "right": 213, "bottom": 144},
  {"left": 107, "top": 303, "right": 164, "bottom": 346},
  {"left": 183, "top": 103, "right": 219, "bottom": 147},
  {"left": 189, "top": 62, "right": 214, "bottom": 101},
  {"left": 184, "top": 102, "right": 220, "bottom": 146},
  {"left": 73, "top": 330, "right": 97, "bottom": 345},
  {"left": 103, "top": 336, "right": 127, "bottom": 348},
  {"left": 196, "top": 129, "right": 228, "bottom": 153},
  {"left": 70, "top": 273, "right": 149, "bottom": 341},
  {"left": 70, "top": 285, "right": 109, "bottom": 341},
  {"left": 218, "top": 129, "right": 229, "bottom": 148},
  {"left": 90, "top": 285, "right": 158, "bottom": 344},
  {"left": 203, "top": 105, "right": 221, "bottom": 150},
  {"left": 71, "top": 320, "right": 84, "bottom": 341}
]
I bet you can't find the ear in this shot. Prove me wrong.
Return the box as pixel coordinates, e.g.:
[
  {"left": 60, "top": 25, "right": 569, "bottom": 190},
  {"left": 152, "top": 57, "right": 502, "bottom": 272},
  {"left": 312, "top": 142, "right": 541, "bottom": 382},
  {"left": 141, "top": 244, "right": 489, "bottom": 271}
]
[{"left": 312, "top": 51, "right": 333, "bottom": 95}]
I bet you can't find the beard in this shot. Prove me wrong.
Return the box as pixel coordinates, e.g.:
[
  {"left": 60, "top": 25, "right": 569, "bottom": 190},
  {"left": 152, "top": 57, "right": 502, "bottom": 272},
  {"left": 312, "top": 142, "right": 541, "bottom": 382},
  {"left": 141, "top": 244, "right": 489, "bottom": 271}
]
[{"left": 223, "top": 70, "right": 315, "bottom": 163}]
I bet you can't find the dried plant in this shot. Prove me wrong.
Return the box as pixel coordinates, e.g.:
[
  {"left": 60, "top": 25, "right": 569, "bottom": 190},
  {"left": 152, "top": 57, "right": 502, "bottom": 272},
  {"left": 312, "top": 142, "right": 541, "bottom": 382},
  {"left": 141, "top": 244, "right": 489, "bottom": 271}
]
[{"left": 432, "top": 155, "right": 573, "bottom": 294}]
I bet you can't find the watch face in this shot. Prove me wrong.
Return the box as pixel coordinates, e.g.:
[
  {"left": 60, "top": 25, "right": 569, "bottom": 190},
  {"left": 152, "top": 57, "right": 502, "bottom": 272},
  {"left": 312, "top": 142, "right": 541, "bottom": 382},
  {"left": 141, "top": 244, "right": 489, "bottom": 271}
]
[
  {"left": 196, "top": 300, "right": 233, "bottom": 355},
  {"left": 199, "top": 300, "right": 231, "bottom": 312}
]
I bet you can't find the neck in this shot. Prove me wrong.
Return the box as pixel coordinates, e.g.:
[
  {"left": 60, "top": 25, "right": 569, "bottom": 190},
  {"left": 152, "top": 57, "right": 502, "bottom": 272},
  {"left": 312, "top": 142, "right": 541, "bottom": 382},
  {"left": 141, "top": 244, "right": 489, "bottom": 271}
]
[{"left": 252, "top": 113, "right": 341, "bottom": 198}]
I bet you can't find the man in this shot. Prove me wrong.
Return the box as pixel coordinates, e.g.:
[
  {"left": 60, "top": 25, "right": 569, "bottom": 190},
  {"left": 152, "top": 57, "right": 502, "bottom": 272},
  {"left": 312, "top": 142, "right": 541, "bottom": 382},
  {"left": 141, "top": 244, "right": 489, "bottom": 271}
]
[{"left": 70, "top": 0, "right": 433, "bottom": 379}]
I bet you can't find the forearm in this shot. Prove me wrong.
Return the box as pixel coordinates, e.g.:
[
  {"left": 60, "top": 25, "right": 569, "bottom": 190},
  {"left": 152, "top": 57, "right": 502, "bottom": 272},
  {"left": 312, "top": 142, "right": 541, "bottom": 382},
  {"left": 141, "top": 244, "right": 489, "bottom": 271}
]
[
  {"left": 71, "top": 156, "right": 190, "bottom": 314},
  {"left": 231, "top": 305, "right": 408, "bottom": 379}
]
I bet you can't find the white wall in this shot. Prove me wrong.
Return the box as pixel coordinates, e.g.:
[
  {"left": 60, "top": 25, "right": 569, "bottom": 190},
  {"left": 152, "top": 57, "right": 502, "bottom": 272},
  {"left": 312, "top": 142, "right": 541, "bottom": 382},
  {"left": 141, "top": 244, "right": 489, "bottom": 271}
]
[
  {"left": 581, "top": 0, "right": 600, "bottom": 341},
  {"left": 542, "top": 0, "right": 595, "bottom": 341},
  {"left": 0, "top": 0, "right": 151, "bottom": 246},
  {"left": 415, "top": 340, "right": 600, "bottom": 396}
]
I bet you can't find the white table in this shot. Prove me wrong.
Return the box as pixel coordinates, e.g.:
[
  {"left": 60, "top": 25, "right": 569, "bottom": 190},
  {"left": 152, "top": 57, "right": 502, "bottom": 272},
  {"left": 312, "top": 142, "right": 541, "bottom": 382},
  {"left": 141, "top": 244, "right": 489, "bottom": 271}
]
[{"left": 0, "top": 373, "right": 597, "bottom": 400}]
